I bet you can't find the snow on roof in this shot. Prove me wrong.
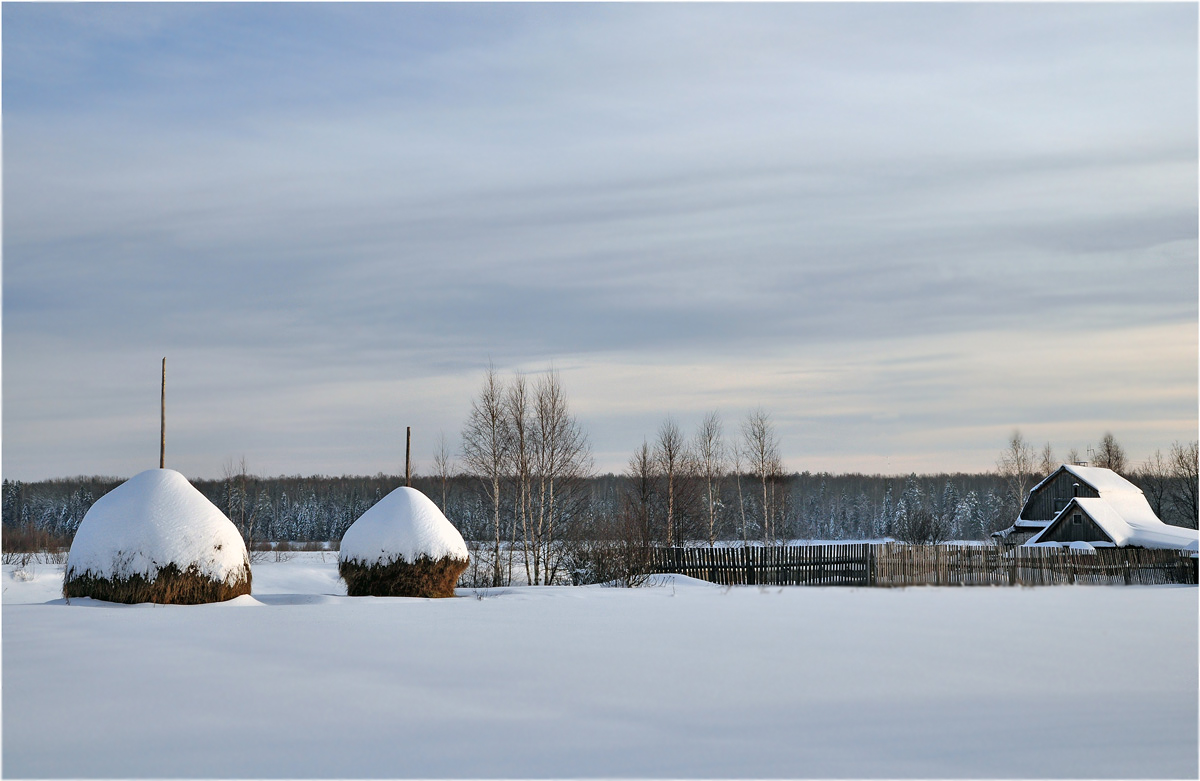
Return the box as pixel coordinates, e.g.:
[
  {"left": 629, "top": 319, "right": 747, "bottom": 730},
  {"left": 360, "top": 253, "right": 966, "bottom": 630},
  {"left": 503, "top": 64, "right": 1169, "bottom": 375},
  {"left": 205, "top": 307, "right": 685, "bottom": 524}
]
[
  {"left": 1013, "top": 519, "right": 1052, "bottom": 529},
  {"left": 990, "top": 519, "right": 1050, "bottom": 540},
  {"left": 338, "top": 486, "right": 468, "bottom": 567},
  {"left": 66, "top": 469, "right": 250, "bottom": 582},
  {"left": 1025, "top": 464, "right": 1141, "bottom": 501},
  {"left": 1019, "top": 465, "right": 1147, "bottom": 523},
  {"left": 1057, "top": 464, "right": 1143, "bottom": 495},
  {"left": 1026, "top": 496, "right": 1200, "bottom": 551}
]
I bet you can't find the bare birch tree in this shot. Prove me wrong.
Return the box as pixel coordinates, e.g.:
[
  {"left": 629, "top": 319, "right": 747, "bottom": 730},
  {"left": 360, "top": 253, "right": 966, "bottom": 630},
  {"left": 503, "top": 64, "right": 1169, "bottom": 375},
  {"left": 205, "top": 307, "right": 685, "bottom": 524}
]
[
  {"left": 222, "top": 456, "right": 259, "bottom": 549},
  {"left": 742, "top": 408, "right": 781, "bottom": 544},
  {"left": 996, "top": 429, "right": 1035, "bottom": 523},
  {"left": 1135, "top": 449, "right": 1171, "bottom": 520},
  {"left": 693, "top": 411, "right": 725, "bottom": 547},
  {"left": 529, "top": 370, "right": 593, "bottom": 584},
  {"left": 628, "top": 440, "right": 657, "bottom": 541},
  {"left": 505, "top": 373, "right": 534, "bottom": 585},
  {"left": 1169, "top": 440, "right": 1199, "bottom": 528},
  {"left": 654, "top": 417, "right": 687, "bottom": 546},
  {"left": 432, "top": 431, "right": 454, "bottom": 514},
  {"left": 731, "top": 441, "right": 749, "bottom": 544},
  {"left": 1093, "top": 432, "right": 1128, "bottom": 474},
  {"left": 576, "top": 443, "right": 652, "bottom": 583},
  {"left": 1039, "top": 442, "right": 1055, "bottom": 477},
  {"left": 460, "top": 365, "right": 510, "bottom": 586}
]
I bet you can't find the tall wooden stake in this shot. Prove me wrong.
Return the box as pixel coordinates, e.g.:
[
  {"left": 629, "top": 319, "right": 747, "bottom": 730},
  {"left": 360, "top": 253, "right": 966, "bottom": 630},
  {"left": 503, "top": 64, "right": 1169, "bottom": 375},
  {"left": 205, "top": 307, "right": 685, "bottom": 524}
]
[
  {"left": 405, "top": 426, "right": 412, "bottom": 487},
  {"left": 159, "top": 357, "right": 166, "bottom": 469}
]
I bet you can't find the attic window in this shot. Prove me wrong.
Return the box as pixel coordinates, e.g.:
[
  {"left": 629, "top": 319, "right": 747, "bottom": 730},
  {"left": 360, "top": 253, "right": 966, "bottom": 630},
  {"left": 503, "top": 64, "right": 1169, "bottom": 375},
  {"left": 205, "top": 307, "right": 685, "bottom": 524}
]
[{"left": 1072, "top": 514, "right": 1082, "bottom": 526}]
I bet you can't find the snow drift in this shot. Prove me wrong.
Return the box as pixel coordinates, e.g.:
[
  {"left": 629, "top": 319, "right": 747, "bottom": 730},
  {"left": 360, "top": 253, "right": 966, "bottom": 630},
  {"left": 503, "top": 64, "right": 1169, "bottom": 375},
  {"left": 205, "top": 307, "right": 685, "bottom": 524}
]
[
  {"left": 63, "top": 468, "right": 251, "bottom": 604},
  {"left": 338, "top": 486, "right": 468, "bottom": 597},
  {"left": 5, "top": 558, "right": 1197, "bottom": 779}
]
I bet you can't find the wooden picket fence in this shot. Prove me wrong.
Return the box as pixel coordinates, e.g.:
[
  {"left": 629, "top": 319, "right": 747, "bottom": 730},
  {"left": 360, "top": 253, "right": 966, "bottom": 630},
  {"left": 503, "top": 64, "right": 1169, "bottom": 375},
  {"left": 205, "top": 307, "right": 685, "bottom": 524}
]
[
  {"left": 645, "top": 543, "right": 1198, "bottom": 587},
  {"left": 647, "top": 543, "right": 872, "bottom": 586}
]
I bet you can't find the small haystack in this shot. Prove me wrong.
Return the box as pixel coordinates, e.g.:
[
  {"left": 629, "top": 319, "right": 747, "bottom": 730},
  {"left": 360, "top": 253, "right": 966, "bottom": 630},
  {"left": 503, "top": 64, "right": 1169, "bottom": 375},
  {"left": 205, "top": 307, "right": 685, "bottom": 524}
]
[
  {"left": 338, "top": 486, "right": 468, "bottom": 597},
  {"left": 64, "top": 469, "right": 251, "bottom": 604}
]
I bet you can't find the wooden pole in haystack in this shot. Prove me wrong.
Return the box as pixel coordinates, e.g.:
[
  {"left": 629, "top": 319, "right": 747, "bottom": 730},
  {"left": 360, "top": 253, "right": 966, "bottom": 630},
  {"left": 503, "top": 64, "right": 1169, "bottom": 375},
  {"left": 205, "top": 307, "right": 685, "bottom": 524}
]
[
  {"left": 405, "top": 426, "right": 412, "bottom": 487},
  {"left": 160, "top": 357, "right": 166, "bottom": 469}
]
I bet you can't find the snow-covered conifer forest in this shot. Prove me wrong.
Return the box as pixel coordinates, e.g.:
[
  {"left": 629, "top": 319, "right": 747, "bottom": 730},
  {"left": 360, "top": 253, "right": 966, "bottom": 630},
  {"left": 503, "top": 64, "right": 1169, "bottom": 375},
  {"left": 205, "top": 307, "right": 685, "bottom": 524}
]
[{"left": 5, "top": 408, "right": 1198, "bottom": 583}]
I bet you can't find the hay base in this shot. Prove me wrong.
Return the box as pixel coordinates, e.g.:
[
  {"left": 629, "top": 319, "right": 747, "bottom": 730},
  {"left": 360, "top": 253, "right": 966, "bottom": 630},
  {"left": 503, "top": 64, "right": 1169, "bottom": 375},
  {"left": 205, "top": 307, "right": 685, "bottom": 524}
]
[
  {"left": 63, "top": 562, "right": 252, "bottom": 605},
  {"left": 339, "top": 555, "right": 468, "bottom": 598}
]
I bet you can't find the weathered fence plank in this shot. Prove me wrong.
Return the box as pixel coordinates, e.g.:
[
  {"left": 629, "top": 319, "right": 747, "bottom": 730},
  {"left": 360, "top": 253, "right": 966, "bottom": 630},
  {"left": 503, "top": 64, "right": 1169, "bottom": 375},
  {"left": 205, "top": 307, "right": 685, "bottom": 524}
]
[{"left": 643, "top": 543, "right": 1196, "bottom": 587}]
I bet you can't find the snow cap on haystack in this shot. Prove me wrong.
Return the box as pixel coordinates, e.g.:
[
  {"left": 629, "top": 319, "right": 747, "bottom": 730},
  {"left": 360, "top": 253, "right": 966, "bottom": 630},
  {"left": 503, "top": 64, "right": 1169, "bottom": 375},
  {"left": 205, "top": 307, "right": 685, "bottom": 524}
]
[
  {"left": 64, "top": 468, "right": 251, "bottom": 604},
  {"left": 338, "top": 486, "right": 468, "bottom": 597},
  {"left": 340, "top": 486, "right": 468, "bottom": 566}
]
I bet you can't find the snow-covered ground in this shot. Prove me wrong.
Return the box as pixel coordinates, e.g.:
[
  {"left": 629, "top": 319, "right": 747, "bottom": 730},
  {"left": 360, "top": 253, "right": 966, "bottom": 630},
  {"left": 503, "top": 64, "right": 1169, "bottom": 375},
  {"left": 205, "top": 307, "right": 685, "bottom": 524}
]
[{"left": 3, "top": 552, "right": 1196, "bottom": 778}]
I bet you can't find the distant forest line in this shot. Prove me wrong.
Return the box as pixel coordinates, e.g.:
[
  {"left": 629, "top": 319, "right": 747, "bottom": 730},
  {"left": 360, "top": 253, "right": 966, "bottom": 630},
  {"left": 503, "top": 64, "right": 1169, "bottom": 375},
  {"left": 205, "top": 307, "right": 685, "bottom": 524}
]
[{"left": 4, "top": 467, "right": 1196, "bottom": 551}]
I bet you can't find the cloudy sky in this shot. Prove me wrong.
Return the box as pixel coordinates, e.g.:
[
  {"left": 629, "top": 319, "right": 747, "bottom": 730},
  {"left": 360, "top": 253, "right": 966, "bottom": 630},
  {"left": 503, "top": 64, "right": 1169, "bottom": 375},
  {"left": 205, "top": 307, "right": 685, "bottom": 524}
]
[{"left": 3, "top": 3, "right": 1197, "bottom": 481}]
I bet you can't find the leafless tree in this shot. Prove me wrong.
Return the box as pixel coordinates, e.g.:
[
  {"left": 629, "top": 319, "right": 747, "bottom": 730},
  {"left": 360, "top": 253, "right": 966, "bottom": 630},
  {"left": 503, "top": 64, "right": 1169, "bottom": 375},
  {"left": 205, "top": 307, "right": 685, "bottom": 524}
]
[
  {"left": 1093, "top": 432, "right": 1128, "bottom": 474},
  {"left": 1169, "top": 440, "right": 1199, "bottom": 529},
  {"left": 222, "top": 456, "right": 266, "bottom": 562},
  {"left": 1039, "top": 442, "right": 1055, "bottom": 477},
  {"left": 505, "top": 373, "right": 535, "bottom": 584},
  {"left": 432, "top": 432, "right": 454, "bottom": 514},
  {"left": 1066, "top": 447, "right": 1081, "bottom": 466},
  {"left": 731, "top": 442, "right": 749, "bottom": 544},
  {"left": 895, "top": 505, "right": 950, "bottom": 545},
  {"left": 627, "top": 440, "right": 657, "bottom": 542},
  {"left": 563, "top": 448, "right": 650, "bottom": 587},
  {"left": 1134, "top": 449, "right": 1172, "bottom": 520},
  {"left": 460, "top": 365, "right": 510, "bottom": 586},
  {"left": 654, "top": 416, "right": 688, "bottom": 546},
  {"left": 693, "top": 411, "right": 725, "bottom": 547},
  {"left": 221, "top": 457, "right": 243, "bottom": 534},
  {"left": 996, "top": 429, "right": 1035, "bottom": 521},
  {"left": 528, "top": 370, "right": 593, "bottom": 584},
  {"left": 742, "top": 408, "right": 782, "bottom": 544},
  {"left": 222, "top": 456, "right": 259, "bottom": 548}
]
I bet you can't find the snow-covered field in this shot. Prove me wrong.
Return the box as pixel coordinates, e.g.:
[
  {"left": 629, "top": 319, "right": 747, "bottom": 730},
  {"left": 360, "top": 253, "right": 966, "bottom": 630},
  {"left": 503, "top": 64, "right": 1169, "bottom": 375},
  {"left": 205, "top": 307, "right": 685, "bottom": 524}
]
[{"left": 3, "top": 553, "right": 1196, "bottom": 779}]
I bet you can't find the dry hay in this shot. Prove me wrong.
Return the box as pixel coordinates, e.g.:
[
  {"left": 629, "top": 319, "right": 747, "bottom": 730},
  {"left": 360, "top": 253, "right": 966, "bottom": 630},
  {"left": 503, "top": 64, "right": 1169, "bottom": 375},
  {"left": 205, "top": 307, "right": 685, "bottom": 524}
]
[
  {"left": 63, "top": 561, "right": 252, "bottom": 605},
  {"left": 339, "top": 554, "right": 468, "bottom": 598}
]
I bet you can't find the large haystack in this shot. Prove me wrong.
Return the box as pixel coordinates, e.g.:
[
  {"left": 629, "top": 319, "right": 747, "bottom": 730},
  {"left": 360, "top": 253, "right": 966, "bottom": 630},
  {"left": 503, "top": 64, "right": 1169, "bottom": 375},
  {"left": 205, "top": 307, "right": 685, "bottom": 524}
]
[
  {"left": 64, "top": 469, "right": 251, "bottom": 604},
  {"left": 338, "top": 486, "right": 468, "bottom": 597}
]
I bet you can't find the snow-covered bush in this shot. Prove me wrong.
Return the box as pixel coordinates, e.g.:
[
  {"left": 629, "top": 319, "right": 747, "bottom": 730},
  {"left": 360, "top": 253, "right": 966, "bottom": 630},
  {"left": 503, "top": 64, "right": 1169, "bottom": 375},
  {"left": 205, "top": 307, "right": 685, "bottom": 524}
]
[
  {"left": 337, "top": 486, "right": 468, "bottom": 598},
  {"left": 894, "top": 505, "right": 951, "bottom": 545},
  {"left": 560, "top": 513, "right": 653, "bottom": 587},
  {"left": 63, "top": 469, "right": 251, "bottom": 604}
]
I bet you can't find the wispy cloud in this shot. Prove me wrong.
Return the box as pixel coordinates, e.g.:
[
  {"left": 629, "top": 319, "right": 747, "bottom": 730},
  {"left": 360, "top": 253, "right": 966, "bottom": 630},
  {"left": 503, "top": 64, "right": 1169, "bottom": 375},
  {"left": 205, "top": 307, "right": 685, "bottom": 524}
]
[{"left": 3, "top": 3, "right": 1195, "bottom": 479}]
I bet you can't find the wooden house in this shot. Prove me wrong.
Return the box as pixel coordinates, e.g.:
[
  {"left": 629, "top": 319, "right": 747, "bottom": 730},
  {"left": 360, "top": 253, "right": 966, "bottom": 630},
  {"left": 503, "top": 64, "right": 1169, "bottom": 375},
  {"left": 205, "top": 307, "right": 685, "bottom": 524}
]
[
  {"left": 993, "top": 464, "right": 1198, "bottom": 550},
  {"left": 1027, "top": 495, "right": 1198, "bottom": 550}
]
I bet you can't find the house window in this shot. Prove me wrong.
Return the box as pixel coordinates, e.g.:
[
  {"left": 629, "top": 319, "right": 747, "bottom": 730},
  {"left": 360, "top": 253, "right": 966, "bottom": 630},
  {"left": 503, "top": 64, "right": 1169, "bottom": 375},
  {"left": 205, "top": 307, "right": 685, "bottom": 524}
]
[{"left": 1072, "top": 514, "right": 1082, "bottom": 526}]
